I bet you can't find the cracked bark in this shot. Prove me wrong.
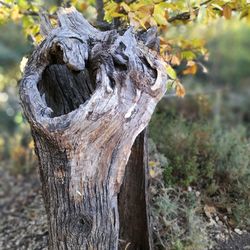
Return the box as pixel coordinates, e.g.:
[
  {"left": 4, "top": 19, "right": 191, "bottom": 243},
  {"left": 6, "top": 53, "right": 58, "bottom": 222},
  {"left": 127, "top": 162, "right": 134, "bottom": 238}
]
[{"left": 20, "top": 7, "right": 167, "bottom": 250}]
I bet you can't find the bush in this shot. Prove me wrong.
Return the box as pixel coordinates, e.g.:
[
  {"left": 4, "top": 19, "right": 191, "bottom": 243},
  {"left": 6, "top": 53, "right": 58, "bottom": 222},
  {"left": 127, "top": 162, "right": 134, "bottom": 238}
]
[
  {"left": 152, "top": 188, "right": 210, "bottom": 250},
  {"left": 150, "top": 96, "right": 250, "bottom": 231}
]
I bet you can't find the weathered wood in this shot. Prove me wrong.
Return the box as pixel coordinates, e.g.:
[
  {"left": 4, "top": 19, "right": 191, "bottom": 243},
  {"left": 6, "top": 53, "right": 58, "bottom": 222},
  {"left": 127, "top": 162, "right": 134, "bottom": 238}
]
[
  {"left": 118, "top": 130, "right": 153, "bottom": 250},
  {"left": 20, "top": 7, "right": 167, "bottom": 250}
]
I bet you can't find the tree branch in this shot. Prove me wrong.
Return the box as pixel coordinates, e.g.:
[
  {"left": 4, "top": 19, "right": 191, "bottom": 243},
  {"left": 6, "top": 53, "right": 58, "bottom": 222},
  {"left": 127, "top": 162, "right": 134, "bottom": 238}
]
[
  {"left": 96, "top": 0, "right": 105, "bottom": 22},
  {"left": 0, "top": 0, "right": 11, "bottom": 8},
  {"left": 168, "top": 0, "right": 213, "bottom": 23}
]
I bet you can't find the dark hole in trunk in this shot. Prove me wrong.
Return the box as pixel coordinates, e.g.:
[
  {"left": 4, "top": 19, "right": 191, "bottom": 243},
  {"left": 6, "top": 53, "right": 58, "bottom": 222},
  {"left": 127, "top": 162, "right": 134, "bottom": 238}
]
[
  {"left": 38, "top": 63, "right": 96, "bottom": 118},
  {"left": 36, "top": 45, "right": 97, "bottom": 117}
]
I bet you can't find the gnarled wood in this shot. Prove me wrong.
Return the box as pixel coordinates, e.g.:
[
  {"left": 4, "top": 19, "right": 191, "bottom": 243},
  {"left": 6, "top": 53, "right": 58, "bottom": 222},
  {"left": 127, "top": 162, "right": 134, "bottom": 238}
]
[{"left": 20, "top": 7, "right": 167, "bottom": 250}]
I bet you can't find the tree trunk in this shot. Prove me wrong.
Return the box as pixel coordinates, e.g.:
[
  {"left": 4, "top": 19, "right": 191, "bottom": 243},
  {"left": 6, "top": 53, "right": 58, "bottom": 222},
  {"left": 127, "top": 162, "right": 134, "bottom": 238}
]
[
  {"left": 118, "top": 129, "right": 153, "bottom": 249},
  {"left": 20, "top": 7, "right": 166, "bottom": 249}
]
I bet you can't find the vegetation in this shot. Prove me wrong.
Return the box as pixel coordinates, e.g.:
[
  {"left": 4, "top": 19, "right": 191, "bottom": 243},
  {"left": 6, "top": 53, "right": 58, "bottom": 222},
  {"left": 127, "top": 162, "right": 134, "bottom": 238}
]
[{"left": 149, "top": 24, "right": 250, "bottom": 248}]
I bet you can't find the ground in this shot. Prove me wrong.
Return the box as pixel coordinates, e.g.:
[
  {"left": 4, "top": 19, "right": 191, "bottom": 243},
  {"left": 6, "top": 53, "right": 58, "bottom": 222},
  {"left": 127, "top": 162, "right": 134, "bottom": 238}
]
[
  {"left": 1, "top": 165, "right": 250, "bottom": 250},
  {"left": 0, "top": 167, "right": 47, "bottom": 250}
]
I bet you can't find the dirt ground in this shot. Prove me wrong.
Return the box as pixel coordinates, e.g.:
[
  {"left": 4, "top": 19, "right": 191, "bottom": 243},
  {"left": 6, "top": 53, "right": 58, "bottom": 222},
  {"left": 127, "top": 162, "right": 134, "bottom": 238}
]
[{"left": 1, "top": 166, "right": 250, "bottom": 250}]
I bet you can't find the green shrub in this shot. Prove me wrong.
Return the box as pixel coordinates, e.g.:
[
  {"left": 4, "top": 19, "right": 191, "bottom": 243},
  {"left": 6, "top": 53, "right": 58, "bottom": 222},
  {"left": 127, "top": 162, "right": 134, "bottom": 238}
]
[
  {"left": 150, "top": 97, "right": 250, "bottom": 229},
  {"left": 152, "top": 188, "right": 210, "bottom": 250}
]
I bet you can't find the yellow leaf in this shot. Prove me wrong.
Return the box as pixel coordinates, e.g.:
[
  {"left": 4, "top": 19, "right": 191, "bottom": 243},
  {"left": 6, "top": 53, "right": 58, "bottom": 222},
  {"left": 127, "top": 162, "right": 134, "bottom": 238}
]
[
  {"left": 28, "top": 140, "right": 34, "bottom": 149},
  {"left": 80, "top": 3, "right": 88, "bottom": 11},
  {"left": 104, "top": 1, "right": 119, "bottom": 22},
  {"left": 240, "top": 9, "right": 249, "bottom": 19},
  {"left": 34, "top": 34, "right": 43, "bottom": 44},
  {"left": 153, "top": 3, "right": 167, "bottom": 25},
  {"left": 197, "top": 5, "right": 207, "bottom": 22},
  {"left": 181, "top": 51, "right": 196, "bottom": 60},
  {"left": 153, "top": 0, "right": 163, "bottom": 3},
  {"left": 128, "top": 12, "right": 140, "bottom": 28},
  {"left": 149, "top": 17, "right": 157, "bottom": 26},
  {"left": 138, "top": 15, "right": 150, "bottom": 29},
  {"left": 49, "top": 5, "right": 58, "bottom": 14},
  {"left": 211, "top": 3, "right": 223, "bottom": 11},
  {"left": 120, "top": 2, "right": 130, "bottom": 12},
  {"left": 183, "top": 64, "right": 197, "bottom": 75},
  {"left": 165, "top": 64, "right": 177, "bottom": 79},
  {"left": 175, "top": 81, "right": 185, "bottom": 97},
  {"left": 130, "top": 2, "right": 153, "bottom": 12},
  {"left": 206, "top": 7, "right": 216, "bottom": 19},
  {"left": 11, "top": 5, "right": 21, "bottom": 21},
  {"left": 136, "top": 5, "right": 154, "bottom": 17},
  {"left": 187, "top": 60, "right": 195, "bottom": 66},
  {"left": 149, "top": 169, "right": 156, "bottom": 177},
  {"left": 149, "top": 161, "right": 157, "bottom": 167},
  {"left": 171, "top": 55, "right": 181, "bottom": 66},
  {"left": 223, "top": 5, "right": 232, "bottom": 19},
  {"left": 111, "top": 13, "right": 125, "bottom": 18}
]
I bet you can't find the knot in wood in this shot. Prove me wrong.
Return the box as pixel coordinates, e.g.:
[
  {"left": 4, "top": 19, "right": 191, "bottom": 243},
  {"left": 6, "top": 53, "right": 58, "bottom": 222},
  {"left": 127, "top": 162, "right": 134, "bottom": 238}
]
[{"left": 69, "top": 214, "right": 93, "bottom": 238}]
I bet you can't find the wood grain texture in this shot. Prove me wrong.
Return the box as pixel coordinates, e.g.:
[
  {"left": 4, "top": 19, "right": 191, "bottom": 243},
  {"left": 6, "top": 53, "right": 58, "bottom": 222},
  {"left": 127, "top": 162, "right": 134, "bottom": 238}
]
[
  {"left": 20, "top": 7, "right": 167, "bottom": 249},
  {"left": 118, "top": 130, "right": 153, "bottom": 250}
]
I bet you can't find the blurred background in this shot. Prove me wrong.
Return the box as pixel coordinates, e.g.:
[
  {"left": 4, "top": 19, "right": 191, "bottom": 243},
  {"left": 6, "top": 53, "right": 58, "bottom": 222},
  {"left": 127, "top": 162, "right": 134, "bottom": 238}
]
[{"left": 0, "top": 1, "right": 250, "bottom": 250}]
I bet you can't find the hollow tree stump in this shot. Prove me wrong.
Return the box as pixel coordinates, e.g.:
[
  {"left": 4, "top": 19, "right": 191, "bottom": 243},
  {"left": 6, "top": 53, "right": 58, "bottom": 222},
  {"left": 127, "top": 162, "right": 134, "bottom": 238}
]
[{"left": 20, "top": 7, "right": 167, "bottom": 250}]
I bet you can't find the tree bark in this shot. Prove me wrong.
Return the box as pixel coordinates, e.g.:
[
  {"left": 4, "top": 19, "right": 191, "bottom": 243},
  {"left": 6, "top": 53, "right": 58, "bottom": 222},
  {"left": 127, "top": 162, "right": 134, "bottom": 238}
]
[
  {"left": 20, "top": 7, "right": 166, "bottom": 249},
  {"left": 118, "top": 129, "right": 153, "bottom": 249}
]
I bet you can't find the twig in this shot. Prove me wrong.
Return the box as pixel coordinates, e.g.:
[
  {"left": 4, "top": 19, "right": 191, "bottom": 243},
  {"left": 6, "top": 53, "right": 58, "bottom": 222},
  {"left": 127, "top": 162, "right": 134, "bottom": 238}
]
[
  {"left": 168, "top": 0, "right": 213, "bottom": 23},
  {"left": 96, "top": 0, "right": 105, "bottom": 23},
  {"left": 0, "top": 0, "right": 11, "bottom": 8}
]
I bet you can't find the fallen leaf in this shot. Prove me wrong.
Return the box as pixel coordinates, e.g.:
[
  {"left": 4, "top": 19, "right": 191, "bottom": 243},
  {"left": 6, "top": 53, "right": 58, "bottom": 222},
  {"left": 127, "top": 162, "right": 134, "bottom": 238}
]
[{"left": 204, "top": 204, "right": 216, "bottom": 218}]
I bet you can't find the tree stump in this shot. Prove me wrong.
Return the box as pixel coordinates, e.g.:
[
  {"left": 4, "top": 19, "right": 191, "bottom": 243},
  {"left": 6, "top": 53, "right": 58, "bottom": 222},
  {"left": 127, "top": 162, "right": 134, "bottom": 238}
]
[{"left": 20, "top": 7, "right": 167, "bottom": 250}]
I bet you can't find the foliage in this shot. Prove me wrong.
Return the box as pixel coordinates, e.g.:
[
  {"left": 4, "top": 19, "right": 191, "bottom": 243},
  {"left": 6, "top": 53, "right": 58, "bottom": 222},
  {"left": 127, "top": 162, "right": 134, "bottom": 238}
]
[
  {"left": 149, "top": 139, "right": 210, "bottom": 249},
  {"left": 103, "top": 0, "right": 250, "bottom": 93},
  {"left": 0, "top": 0, "right": 97, "bottom": 44},
  {"left": 151, "top": 186, "right": 210, "bottom": 250},
  {"left": 2, "top": 0, "right": 250, "bottom": 96},
  {"left": 150, "top": 89, "right": 250, "bottom": 230}
]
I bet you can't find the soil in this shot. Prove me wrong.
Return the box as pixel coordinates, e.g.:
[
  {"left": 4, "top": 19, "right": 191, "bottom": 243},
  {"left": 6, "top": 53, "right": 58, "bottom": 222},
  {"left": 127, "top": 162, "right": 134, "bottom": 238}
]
[
  {"left": 1, "top": 165, "right": 250, "bottom": 250},
  {"left": 0, "top": 167, "right": 48, "bottom": 250}
]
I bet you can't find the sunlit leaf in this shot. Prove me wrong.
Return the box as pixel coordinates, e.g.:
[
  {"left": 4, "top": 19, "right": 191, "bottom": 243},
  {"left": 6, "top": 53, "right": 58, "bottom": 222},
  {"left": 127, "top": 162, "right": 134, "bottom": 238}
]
[
  {"left": 223, "top": 5, "right": 232, "bottom": 19},
  {"left": 11, "top": 5, "right": 21, "bottom": 21},
  {"left": 182, "top": 63, "right": 197, "bottom": 75},
  {"left": 165, "top": 64, "right": 177, "bottom": 79},
  {"left": 120, "top": 2, "right": 130, "bottom": 12},
  {"left": 170, "top": 55, "right": 181, "bottom": 66},
  {"left": 211, "top": 3, "right": 223, "bottom": 11},
  {"left": 153, "top": 3, "right": 167, "bottom": 26},
  {"left": 181, "top": 51, "right": 196, "bottom": 60},
  {"left": 175, "top": 80, "right": 186, "bottom": 97}
]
